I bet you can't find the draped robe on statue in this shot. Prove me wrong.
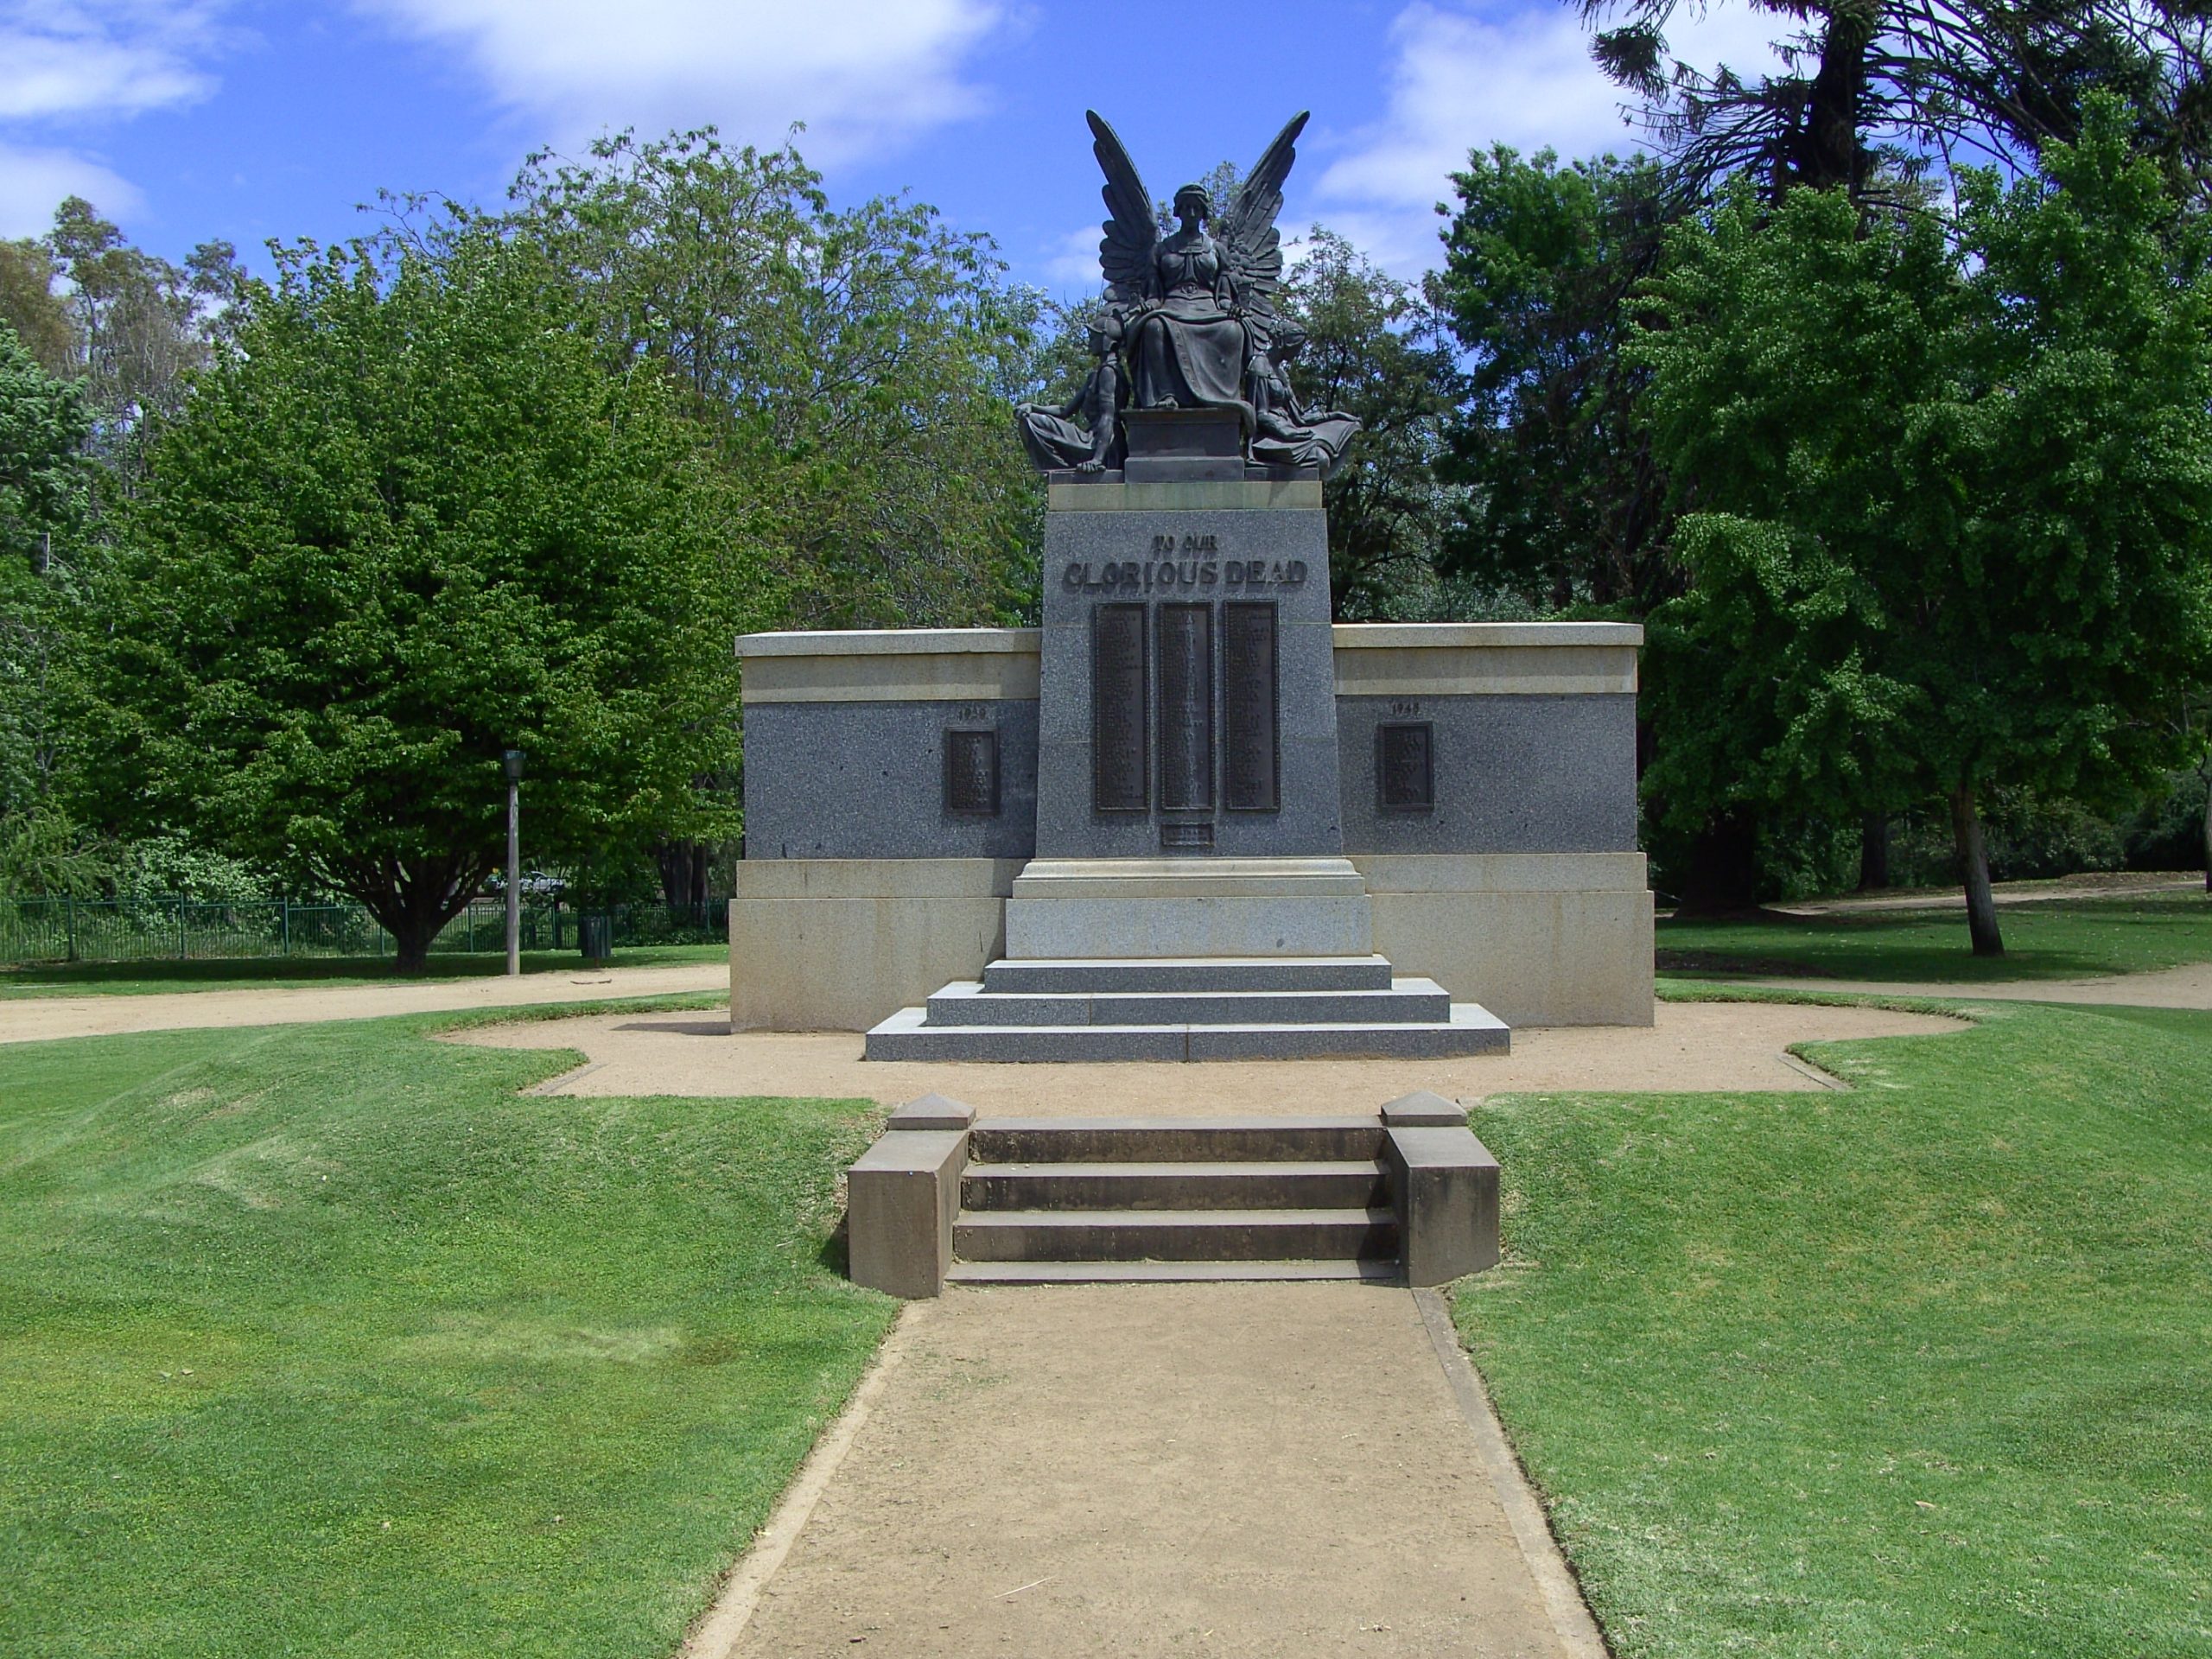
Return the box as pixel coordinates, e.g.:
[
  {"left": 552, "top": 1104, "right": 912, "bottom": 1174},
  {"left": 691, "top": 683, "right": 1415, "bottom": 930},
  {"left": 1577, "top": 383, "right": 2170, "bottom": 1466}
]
[{"left": 1129, "top": 234, "right": 1254, "bottom": 433}]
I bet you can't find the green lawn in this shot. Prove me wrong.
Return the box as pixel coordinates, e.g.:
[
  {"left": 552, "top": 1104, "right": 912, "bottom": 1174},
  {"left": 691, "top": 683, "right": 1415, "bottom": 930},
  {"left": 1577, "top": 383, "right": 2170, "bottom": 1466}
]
[
  {"left": 0, "top": 942, "right": 729, "bottom": 997},
  {"left": 0, "top": 1015, "right": 891, "bottom": 1657},
  {"left": 1658, "top": 891, "right": 2212, "bottom": 982},
  {"left": 1459, "top": 997, "right": 2212, "bottom": 1657}
]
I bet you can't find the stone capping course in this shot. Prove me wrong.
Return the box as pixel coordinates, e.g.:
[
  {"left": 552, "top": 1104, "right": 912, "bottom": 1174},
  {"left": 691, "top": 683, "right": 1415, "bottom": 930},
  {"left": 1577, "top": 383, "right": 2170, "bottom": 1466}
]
[
  {"left": 887, "top": 1092, "right": 977, "bottom": 1132},
  {"left": 737, "top": 628, "right": 1044, "bottom": 658},
  {"left": 1380, "top": 1089, "right": 1467, "bottom": 1127},
  {"left": 1332, "top": 621, "right": 1643, "bottom": 650}
]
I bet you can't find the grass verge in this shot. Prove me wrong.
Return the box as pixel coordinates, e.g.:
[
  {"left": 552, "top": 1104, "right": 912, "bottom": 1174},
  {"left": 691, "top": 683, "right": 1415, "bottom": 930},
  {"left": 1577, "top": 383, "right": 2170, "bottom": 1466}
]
[
  {"left": 1458, "top": 995, "right": 2212, "bottom": 1657},
  {"left": 0, "top": 1013, "right": 891, "bottom": 1657},
  {"left": 1656, "top": 892, "right": 2212, "bottom": 982},
  {"left": 0, "top": 943, "right": 730, "bottom": 998}
]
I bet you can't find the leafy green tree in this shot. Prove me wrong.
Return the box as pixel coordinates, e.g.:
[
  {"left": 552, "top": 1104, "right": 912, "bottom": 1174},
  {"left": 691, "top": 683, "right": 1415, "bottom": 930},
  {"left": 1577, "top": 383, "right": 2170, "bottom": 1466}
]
[
  {"left": 1634, "top": 100, "right": 2212, "bottom": 953},
  {"left": 0, "top": 323, "right": 99, "bottom": 894},
  {"left": 1276, "top": 230, "right": 1464, "bottom": 620},
  {"left": 0, "top": 241, "right": 73, "bottom": 378},
  {"left": 499, "top": 129, "right": 1042, "bottom": 632},
  {"left": 94, "top": 232, "right": 751, "bottom": 969},
  {"left": 1429, "top": 146, "right": 1679, "bottom": 615}
]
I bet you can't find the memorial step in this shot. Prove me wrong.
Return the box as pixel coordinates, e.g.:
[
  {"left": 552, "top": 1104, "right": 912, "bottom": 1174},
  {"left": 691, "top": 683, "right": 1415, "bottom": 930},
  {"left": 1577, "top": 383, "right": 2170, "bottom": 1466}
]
[
  {"left": 923, "top": 979, "right": 1452, "bottom": 1029},
  {"left": 862, "top": 1002, "right": 1510, "bottom": 1063},
  {"left": 969, "top": 1115, "right": 1386, "bottom": 1164},
  {"left": 961, "top": 1158, "right": 1389, "bottom": 1212},
  {"left": 953, "top": 1206, "right": 1399, "bottom": 1263},
  {"left": 981, "top": 955, "right": 1395, "bottom": 995},
  {"left": 944, "top": 1258, "right": 1404, "bottom": 1286}
]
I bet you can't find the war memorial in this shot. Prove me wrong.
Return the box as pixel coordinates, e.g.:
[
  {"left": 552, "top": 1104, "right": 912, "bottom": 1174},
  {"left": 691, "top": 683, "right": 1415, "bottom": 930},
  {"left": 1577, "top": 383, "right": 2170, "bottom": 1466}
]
[{"left": 728, "top": 111, "right": 1653, "bottom": 1294}]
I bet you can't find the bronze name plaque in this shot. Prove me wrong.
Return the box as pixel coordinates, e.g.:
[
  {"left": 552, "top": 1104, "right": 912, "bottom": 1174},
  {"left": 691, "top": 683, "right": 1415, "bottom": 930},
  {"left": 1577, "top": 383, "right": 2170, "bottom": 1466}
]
[
  {"left": 1156, "top": 602, "right": 1214, "bottom": 813},
  {"left": 1092, "top": 602, "right": 1148, "bottom": 813},
  {"left": 944, "top": 727, "right": 1000, "bottom": 817},
  {"left": 1376, "top": 721, "right": 1434, "bottom": 813},
  {"left": 1222, "top": 601, "right": 1280, "bottom": 812}
]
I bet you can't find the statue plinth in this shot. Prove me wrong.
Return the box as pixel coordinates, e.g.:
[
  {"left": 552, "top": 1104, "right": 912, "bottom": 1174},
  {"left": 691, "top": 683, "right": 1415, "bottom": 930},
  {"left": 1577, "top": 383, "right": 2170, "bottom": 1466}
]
[{"left": 1121, "top": 408, "right": 1244, "bottom": 483}]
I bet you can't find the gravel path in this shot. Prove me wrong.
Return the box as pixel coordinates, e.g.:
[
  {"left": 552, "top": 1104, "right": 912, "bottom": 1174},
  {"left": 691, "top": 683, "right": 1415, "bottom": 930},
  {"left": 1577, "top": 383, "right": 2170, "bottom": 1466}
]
[
  {"left": 452, "top": 998, "right": 1965, "bottom": 1109},
  {"left": 1745, "top": 959, "right": 2212, "bottom": 1010},
  {"left": 0, "top": 961, "right": 730, "bottom": 1045},
  {"left": 693, "top": 1282, "right": 1597, "bottom": 1659}
]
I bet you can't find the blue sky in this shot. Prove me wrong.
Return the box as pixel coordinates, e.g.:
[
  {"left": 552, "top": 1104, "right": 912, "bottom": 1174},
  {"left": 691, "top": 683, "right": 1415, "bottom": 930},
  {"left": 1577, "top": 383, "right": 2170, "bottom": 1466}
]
[{"left": 1, "top": 1, "right": 1779, "bottom": 291}]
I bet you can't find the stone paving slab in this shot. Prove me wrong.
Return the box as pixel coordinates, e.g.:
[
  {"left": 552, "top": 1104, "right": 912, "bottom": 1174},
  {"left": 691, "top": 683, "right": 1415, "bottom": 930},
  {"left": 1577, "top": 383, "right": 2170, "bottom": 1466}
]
[
  {"left": 698, "top": 1282, "right": 1588, "bottom": 1658},
  {"left": 454, "top": 997, "right": 1967, "bottom": 1112}
]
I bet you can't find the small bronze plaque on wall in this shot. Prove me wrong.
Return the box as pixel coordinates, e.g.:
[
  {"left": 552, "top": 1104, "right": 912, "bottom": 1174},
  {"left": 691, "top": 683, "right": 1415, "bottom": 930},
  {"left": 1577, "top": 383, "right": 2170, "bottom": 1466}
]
[
  {"left": 1376, "top": 721, "right": 1435, "bottom": 812},
  {"left": 1160, "top": 821, "right": 1215, "bottom": 849},
  {"left": 944, "top": 727, "right": 1000, "bottom": 816}
]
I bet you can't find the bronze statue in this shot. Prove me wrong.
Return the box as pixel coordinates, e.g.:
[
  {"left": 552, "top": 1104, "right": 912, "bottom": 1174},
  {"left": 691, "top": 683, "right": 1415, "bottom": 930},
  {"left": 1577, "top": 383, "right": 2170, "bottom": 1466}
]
[
  {"left": 1014, "top": 110, "right": 1362, "bottom": 479},
  {"left": 1016, "top": 310, "right": 1128, "bottom": 472}
]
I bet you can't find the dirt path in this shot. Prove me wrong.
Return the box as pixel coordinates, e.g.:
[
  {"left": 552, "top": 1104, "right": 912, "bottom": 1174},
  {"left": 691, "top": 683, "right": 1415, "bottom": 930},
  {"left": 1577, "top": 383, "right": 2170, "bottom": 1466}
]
[
  {"left": 696, "top": 1282, "right": 1594, "bottom": 1659},
  {"left": 453, "top": 999, "right": 1963, "bottom": 1110},
  {"left": 1744, "top": 959, "right": 2212, "bottom": 1010},
  {"left": 1765, "top": 871, "right": 2202, "bottom": 915},
  {"left": 0, "top": 962, "right": 730, "bottom": 1045}
]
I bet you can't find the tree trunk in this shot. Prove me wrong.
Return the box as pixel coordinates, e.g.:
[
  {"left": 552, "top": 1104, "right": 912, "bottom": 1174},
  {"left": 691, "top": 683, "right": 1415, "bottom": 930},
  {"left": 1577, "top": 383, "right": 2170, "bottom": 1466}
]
[
  {"left": 1675, "top": 807, "right": 1762, "bottom": 915},
  {"left": 2201, "top": 761, "right": 2210, "bottom": 894},
  {"left": 341, "top": 852, "right": 493, "bottom": 976},
  {"left": 1857, "top": 810, "right": 1890, "bottom": 892},
  {"left": 1948, "top": 785, "right": 2004, "bottom": 957}
]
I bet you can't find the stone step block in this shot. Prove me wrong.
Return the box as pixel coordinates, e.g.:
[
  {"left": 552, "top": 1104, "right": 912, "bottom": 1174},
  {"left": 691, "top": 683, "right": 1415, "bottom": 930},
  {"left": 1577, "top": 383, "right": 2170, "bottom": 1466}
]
[
  {"left": 944, "top": 1259, "right": 1404, "bottom": 1286},
  {"left": 953, "top": 1206, "right": 1399, "bottom": 1263},
  {"left": 982, "top": 956, "right": 1395, "bottom": 995},
  {"left": 862, "top": 1003, "right": 1510, "bottom": 1063},
  {"left": 969, "top": 1115, "right": 1388, "bottom": 1165},
  {"left": 922, "top": 979, "right": 1454, "bottom": 1029},
  {"left": 961, "top": 1159, "right": 1389, "bottom": 1212}
]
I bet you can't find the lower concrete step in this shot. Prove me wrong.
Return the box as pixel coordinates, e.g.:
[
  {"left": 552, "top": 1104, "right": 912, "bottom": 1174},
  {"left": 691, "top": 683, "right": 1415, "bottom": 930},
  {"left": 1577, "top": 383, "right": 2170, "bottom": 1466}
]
[
  {"left": 945, "top": 1258, "right": 1406, "bottom": 1286},
  {"left": 961, "top": 1159, "right": 1389, "bottom": 1212},
  {"left": 981, "top": 956, "right": 1395, "bottom": 995},
  {"left": 969, "top": 1116, "right": 1386, "bottom": 1165},
  {"left": 954, "top": 1206, "right": 1399, "bottom": 1263},
  {"left": 924, "top": 980, "right": 1453, "bottom": 1028},
  {"left": 864, "top": 1002, "right": 1510, "bottom": 1063}
]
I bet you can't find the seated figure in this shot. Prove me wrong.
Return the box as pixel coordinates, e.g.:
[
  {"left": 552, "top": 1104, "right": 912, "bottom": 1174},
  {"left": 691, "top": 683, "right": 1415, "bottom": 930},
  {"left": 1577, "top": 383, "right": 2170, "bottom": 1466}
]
[
  {"left": 1015, "top": 312, "right": 1128, "bottom": 473},
  {"left": 1247, "top": 323, "right": 1361, "bottom": 478}
]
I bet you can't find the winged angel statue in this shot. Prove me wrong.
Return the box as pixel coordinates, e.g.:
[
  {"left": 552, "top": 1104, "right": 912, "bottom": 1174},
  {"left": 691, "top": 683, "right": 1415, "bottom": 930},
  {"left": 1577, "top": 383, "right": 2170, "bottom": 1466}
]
[{"left": 1016, "top": 111, "right": 1361, "bottom": 478}]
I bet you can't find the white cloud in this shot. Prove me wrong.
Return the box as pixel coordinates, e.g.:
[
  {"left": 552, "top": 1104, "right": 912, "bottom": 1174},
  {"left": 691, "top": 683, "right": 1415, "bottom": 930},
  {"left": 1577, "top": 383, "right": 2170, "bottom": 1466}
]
[
  {"left": 355, "top": 0, "right": 1005, "bottom": 162},
  {"left": 0, "top": 2, "right": 228, "bottom": 120},
  {"left": 0, "top": 3, "right": 232, "bottom": 230},
  {"left": 1042, "top": 223, "right": 1103, "bottom": 289},
  {"left": 1315, "top": 0, "right": 1783, "bottom": 272},
  {"left": 0, "top": 139, "right": 142, "bottom": 235}
]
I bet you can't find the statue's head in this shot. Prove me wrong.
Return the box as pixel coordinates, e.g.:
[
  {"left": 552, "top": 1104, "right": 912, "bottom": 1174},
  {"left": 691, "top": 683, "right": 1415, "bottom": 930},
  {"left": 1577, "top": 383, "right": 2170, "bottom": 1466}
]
[
  {"left": 1172, "top": 183, "right": 1212, "bottom": 225},
  {"left": 1086, "top": 308, "right": 1126, "bottom": 359},
  {"left": 1269, "top": 321, "right": 1308, "bottom": 362}
]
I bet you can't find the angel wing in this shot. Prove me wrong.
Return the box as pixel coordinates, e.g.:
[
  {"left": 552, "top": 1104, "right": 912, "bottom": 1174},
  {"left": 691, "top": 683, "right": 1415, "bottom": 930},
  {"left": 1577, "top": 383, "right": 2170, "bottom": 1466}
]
[
  {"left": 1086, "top": 111, "right": 1159, "bottom": 304},
  {"left": 1217, "top": 111, "right": 1310, "bottom": 316}
]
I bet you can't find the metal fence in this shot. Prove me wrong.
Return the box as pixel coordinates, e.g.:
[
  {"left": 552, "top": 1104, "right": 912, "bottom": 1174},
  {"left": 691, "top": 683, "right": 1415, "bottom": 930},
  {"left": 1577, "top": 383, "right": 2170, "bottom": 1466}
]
[{"left": 0, "top": 896, "right": 725, "bottom": 967}]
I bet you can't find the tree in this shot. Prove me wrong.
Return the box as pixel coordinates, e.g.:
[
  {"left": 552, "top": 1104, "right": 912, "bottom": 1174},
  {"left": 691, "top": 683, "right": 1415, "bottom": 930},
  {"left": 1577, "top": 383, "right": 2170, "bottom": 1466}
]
[
  {"left": 1580, "top": 0, "right": 2212, "bottom": 202},
  {"left": 43, "top": 199, "right": 238, "bottom": 479},
  {"left": 1276, "top": 230, "right": 1464, "bottom": 620},
  {"left": 1633, "top": 100, "right": 2212, "bottom": 953},
  {"left": 1429, "top": 146, "right": 1681, "bottom": 616},
  {"left": 0, "top": 241, "right": 73, "bottom": 378},
  {"left": 499, "top": 129, "right": 1042, "bottom": 632},
  {"left": 0, "top": 322, "right": 99, "bottom": 890},
  {"left": 94, "top": 232, "right": 750, "bottom": 969}
]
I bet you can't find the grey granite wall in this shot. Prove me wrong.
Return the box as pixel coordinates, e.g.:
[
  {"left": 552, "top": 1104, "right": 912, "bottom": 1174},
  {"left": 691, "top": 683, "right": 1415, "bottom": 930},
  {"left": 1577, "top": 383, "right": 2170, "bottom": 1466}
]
[
  {"left": 743, "top": 699, "right": 1039, "bottom": 860},
  {"left": 1037, "top": 500, "right": 1343, "bottom": 858},
  {"left": 1336, "top": 694, "right": 1638, "bottom": 855}
]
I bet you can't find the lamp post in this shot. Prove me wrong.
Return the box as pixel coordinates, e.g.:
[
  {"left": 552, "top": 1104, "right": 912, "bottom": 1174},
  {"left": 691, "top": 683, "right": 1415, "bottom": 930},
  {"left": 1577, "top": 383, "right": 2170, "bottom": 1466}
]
[{"left": 503, "top": 749, "right": 527, "bottom": 976}]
